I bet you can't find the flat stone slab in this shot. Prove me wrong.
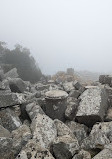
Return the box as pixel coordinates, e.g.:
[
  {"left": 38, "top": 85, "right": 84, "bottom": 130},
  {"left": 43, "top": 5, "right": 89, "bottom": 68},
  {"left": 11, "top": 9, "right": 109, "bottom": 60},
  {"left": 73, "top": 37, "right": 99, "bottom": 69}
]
[{"left": 45, "top": 90, "right": 68, "bottom": 100}]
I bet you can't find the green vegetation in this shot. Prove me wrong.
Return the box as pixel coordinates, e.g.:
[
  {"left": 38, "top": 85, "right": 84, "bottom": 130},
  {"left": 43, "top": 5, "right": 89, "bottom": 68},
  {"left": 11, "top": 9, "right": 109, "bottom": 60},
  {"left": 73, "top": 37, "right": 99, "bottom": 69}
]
[{"left": 0, "top": 42, "right": 42, "bottom": 83}]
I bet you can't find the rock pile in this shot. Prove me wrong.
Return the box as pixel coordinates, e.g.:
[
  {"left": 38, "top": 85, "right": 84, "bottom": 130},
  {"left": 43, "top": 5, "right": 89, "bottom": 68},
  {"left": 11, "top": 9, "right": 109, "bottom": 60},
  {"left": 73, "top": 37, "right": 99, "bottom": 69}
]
[{"left": 0, "top": 67, "right": 112, "bottom": 159}]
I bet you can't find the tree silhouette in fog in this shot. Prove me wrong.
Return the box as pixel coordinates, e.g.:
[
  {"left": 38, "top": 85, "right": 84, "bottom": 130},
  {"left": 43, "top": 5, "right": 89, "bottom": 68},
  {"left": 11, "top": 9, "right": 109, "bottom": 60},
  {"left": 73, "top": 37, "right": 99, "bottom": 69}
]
[{"left": 0, "top": 42, "right": 42, "bottom": 83}]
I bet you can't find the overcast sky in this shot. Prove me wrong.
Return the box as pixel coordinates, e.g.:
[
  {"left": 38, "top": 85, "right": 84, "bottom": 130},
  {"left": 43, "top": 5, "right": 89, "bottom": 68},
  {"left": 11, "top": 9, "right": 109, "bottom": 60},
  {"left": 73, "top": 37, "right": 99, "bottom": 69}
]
[{"left": 0, "top": 0, "right": 112, "bottom": 75}]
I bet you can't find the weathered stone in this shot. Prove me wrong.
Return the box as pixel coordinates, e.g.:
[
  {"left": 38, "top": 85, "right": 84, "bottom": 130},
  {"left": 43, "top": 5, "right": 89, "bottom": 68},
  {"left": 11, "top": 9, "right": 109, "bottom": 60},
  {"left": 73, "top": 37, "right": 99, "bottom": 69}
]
[
  {"left": 92, "top": 143, "right": 112, "bottom": 159},
  {"left": 0, "top": 137, "right": 14, "bottom": 159},
  {"left": 0, "top": 108, "right": 22, "bottom": 132},
  {"left": 73, "top": 80, "right": 84, "bottom": 90},
  {"left": 0, "top": 125, "right": 11, "bottom": 137},
  {"left": 90, "top": 121, "right": 112, "bottom": 142},
  {"left": 69, "top": 90, "right": 81, "bottom": 98},
  {"left": 4, "top": 68, "right": 19, "bottom": 79},
  {"left": 11, "top": 105, "right": 21, "bottom": 117},
  {"left": 73, "top": 149, "right": 91, "bottom": 159},
  {"left": 12, "top": 124, "right": 32, "bottom": 156},
  {"left": 26, "top": 102, "right": 45, "bottom": 120},
  {"left": 16, "top": 139, "right": 55, "bottom": 159},
  {"left": 52, "top": 135, "right": 79, "bottom": 159},
  {"left": 0, "top": 80, "right": 10, "bottom": 90},
  {"left": 54, "top": 119, "right": 75, "bottom": 138},
  {"left": 81, "top": 132, "right": 110, "bottom": 150},
  {"left": 31, "top": 113, "right": 57, "bottom": 149},
  {"left": 35, "top": 91, "right": 41, "bottom": 98},
  {"left": 35, "top": 83, "right": 50, "bottom": 91},
  {"left": 105, "top": 108, "right": 112, "bottom": 121},
  {"left": 99, "top": 75, "right": 112, "bottom": 86},
  {"left": 8, "top": 78, "right": 27, "bottom": 93},
  {"left": 65, "top": 100, "right": 79, "bottom": 120},
  {"left": 0, "top": 92, "right": 25, "bottom": 108},
  {"left": 63, "top": 82, "right": 74, "bottom": 92},
  {"left": 45, "top": 90, "right": 68, "bottom": 121},
  {"left": 66, "top": 121, "right": 88, "bottom": 144},
  {"left": 76, "top": 86, "right": 108, "bottom": 127}
]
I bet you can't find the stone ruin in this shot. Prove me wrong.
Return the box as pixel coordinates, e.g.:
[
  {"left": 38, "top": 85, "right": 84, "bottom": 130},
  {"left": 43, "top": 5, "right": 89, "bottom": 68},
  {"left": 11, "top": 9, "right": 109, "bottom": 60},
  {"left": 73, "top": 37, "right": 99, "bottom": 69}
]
[{"left": 0, "top": 67, "right": 112, "bottom": 159}]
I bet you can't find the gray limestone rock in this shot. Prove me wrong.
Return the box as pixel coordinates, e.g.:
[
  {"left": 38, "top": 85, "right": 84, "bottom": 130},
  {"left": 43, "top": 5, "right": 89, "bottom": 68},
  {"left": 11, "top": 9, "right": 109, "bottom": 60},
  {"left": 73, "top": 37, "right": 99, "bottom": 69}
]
[
  {"left": 52, "top": 135, "right": 79, "bottom": 159},
  {"left": 63, "top": 82, "right": 74, "bottom": 93},
  {"left": 65, "top": 100, "right": 79, "bottom": 120},
  {"left": 26, "top": 102, "right": 45, "bottom": 120},
  {"left": 0, "top": 137, "right": 14, "bottom": 159},
  {"left": 12, "top": 124, "right": 32, "bottom": 156},
  {"left": 0, "top": 92, "right": 25, "bottom": 108},
  {"left": 0, "top": 125, "right": 11, "bottom": 137},
  {"left": 0, "top": 108, "right": 22, "bottom": 132},
  {"left": 16, "top": 139, "right": 55, "bottom": 159},
  {"left": 4, "top": 68, "right": 19, "bottom": 79},
  {"left": 54, "top": 119, "right": 75, "bottom": 138},
  {"left": 66, "top": 121, "right": 88, "bottom": 144},
  {"left": 31, "top": 113, "right": 57, "bottom": 149},
  {"left": 76, "top": 86, "right": 108, "bottom": 127}
]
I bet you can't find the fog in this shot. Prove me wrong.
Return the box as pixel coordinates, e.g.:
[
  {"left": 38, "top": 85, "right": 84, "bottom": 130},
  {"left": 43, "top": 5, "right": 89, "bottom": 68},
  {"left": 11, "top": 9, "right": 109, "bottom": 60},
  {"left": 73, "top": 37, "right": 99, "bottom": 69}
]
[{"left": 0, "top": 0, "right": 112, "bottom": 75}]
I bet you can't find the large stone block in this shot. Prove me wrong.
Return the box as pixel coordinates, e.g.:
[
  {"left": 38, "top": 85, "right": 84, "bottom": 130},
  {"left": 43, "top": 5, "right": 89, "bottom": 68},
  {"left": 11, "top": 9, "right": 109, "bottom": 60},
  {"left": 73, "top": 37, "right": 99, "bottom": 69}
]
[
  {"left": 76, "top": 86, "right": 108, "bottom": 127},
  {"left": 0, "top": 92, "right": 25, "bottom": 108},
  {"left": 0, "top": 108, "right": 22, "bottom": 131},
  {"left": 31, "top": 113, "right": 57, "bottom": 149}
]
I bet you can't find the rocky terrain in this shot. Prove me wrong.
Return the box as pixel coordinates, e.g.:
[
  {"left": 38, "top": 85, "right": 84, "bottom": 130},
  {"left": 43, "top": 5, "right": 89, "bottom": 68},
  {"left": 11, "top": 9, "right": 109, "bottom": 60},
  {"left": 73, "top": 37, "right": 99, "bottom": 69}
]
[{"left": 0, "top": 66, "right": 112, "bottom": 159}]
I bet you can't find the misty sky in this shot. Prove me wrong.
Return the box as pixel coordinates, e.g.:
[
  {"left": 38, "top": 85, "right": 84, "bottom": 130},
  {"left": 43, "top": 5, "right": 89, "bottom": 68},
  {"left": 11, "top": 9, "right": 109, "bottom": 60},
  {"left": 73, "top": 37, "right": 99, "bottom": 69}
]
[{"left": 0, "top": 0, "right": 112, "bottom": 75}]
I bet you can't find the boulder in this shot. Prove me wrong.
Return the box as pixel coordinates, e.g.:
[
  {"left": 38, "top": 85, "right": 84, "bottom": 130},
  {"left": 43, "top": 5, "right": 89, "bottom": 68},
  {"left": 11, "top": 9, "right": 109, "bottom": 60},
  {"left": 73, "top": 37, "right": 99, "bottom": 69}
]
[
  {"left": 0, "top": 137, "right": 14, "bottom": 159},
  {"left": 12, "top": 124, "right": 32, "bottom": 156},
  {"left": 81, "top": 132, "right": 110, "bottom": 151},
  {"left": 90, "top": 121, "right": 112, "bottom": 142},
  {"left": 73, "top": 80, "right": 85, "bottom": 93},
  {"left": 31, "top": 113, "right": 57, "bottom": 149},
  {"left": 4, "top": 68, "right": 19, "bottom": 79},
  {"left": 0, "top": 92, "right": 25, "bottom": 108},
  {"left": 16, "top": 139, "right": 55, "bottom": 159},
  {"left": 52, "top": 135, "right": 79, "bottom": 159},
  {"left": 26, "top": 102, "right": 45, "bottom": 120},
  {"left": 69, "top": 90, "right": 81, "bottom": 98},
  {"left": 92, "top": 143, "right": 112, "bottom": 159},
  {"left": 0, "top": 108, "right": 22, "bottom": 132},
  {"left": 66, "top": 121, "right": 88, "bottom": 144},
  {"left": 0, "top": 125, "right": 11, "bottom": 137},
  {"left": 76, "top": 86, "right": 108, "bottom": 127},
  {"left": 63, "top": 82, "right": 74, "bottom": 92},
  {"left": 54, "top": 119, "right": 75, "bottom": 138},
  {"left": 8, "top": 78, "right": 27, "bottom": 93},
  {"left": 65, "top": 100, "right": 79, "bottom": 120},
  {"left": 99, "top": 75, "right": 112, "bottom": 86}
]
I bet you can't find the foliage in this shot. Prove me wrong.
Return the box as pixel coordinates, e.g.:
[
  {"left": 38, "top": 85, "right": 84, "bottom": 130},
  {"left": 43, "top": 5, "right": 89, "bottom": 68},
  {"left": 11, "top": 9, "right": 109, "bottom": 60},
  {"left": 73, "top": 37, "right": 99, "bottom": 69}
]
[{"left": 0, "top": 42, "right": 42, "bottom": 83}]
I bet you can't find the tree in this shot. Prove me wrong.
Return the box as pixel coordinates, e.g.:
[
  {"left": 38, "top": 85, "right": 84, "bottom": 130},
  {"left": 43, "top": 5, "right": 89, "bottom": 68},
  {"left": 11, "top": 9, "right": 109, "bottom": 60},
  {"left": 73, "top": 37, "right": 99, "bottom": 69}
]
[{"left": 0, "top": 42, "right": 42, "bottom": 83}]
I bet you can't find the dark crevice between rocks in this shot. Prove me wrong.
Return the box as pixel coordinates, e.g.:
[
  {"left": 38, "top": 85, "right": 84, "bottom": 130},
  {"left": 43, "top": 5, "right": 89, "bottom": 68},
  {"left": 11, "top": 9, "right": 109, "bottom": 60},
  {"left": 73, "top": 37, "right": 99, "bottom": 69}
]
[
  {"left": 9, "top": 84, "right": 21, "bottom": 93},
  {"left": 89, "top": 148, "right": 102, "bottom": 158},
  {"left": 19, "top": 104, "right": 31, "bottom": 124}
]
